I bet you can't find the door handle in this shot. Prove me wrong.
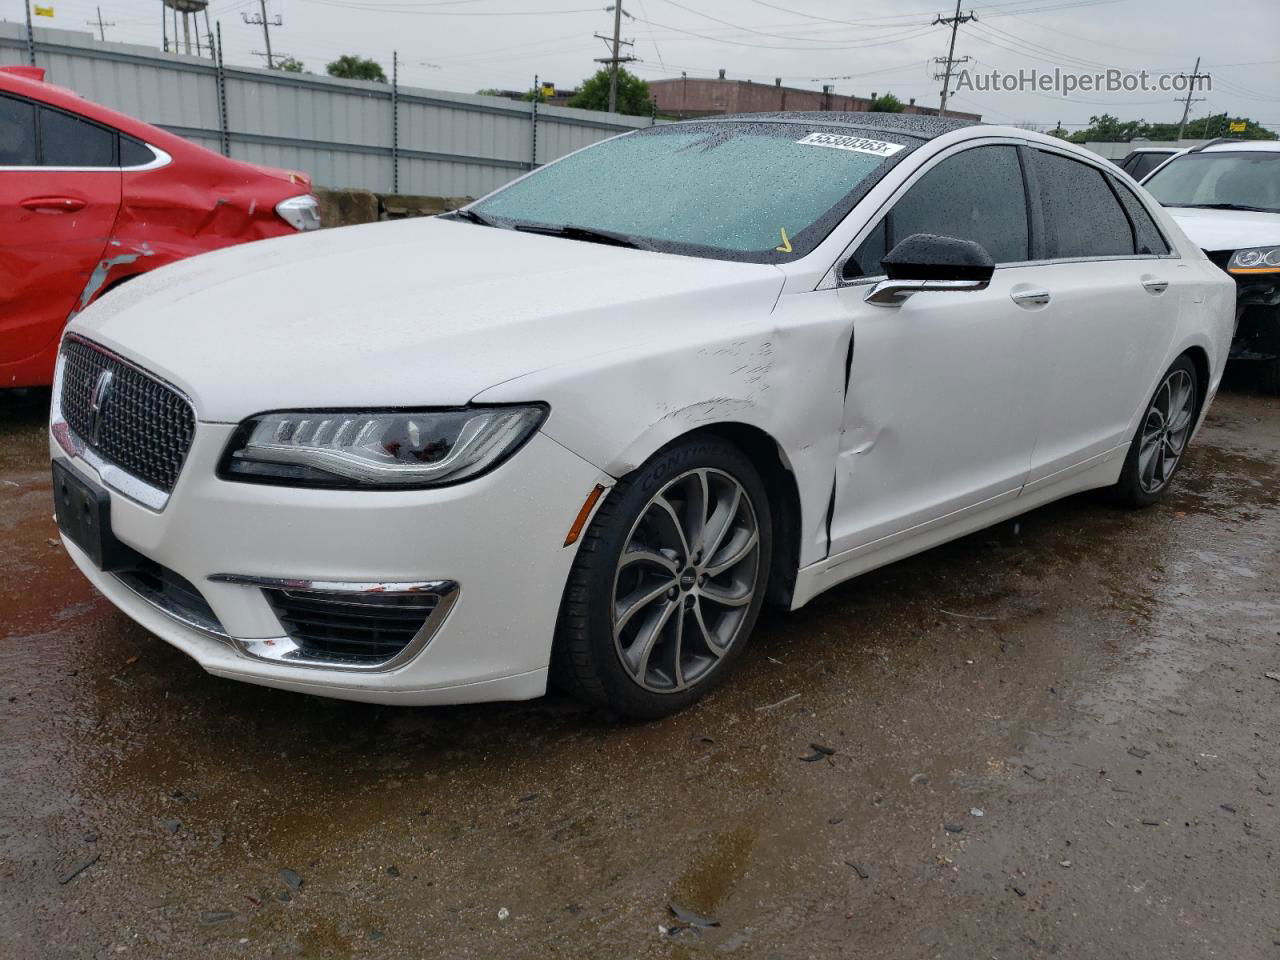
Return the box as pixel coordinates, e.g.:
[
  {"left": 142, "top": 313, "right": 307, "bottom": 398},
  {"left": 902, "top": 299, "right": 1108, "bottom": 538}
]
[
  {"left": 20, "top": 196, "right": 87, "bottom": 213},
  {"left": 1010, "top": 288, "right": 1051, "bottom": 307},
  {"left": 1142, "top": 278, "right": 1169, "bottom": 294}
]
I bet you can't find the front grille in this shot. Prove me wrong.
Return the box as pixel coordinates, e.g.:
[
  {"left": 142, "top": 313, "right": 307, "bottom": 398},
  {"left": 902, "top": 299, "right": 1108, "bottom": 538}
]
[
  {"left": 115, "top": 558, "right": 226, "bottom": 638},
  {"left": 60, "top": 339, "right": 196, "bottom": 493},
  {"left": 263, "top": 589, "right": 442, "bottom": 665}
]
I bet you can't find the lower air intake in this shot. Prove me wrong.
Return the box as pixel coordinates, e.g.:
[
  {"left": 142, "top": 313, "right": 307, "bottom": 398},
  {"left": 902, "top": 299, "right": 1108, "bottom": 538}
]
[{"left": 262, "top": 588, "right": 445, "bottom": 666}]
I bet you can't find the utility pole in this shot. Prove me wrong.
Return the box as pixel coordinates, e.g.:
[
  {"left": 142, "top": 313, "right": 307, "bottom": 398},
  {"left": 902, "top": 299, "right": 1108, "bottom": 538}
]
[
  {"left": 242, "top": 0, "right": 281, "bottom": 68},
  {"left": 933, "top": 0, "right": 976, "bottom": 117},
  {"left": 86, "top": 7, "right": 114, "bottom": 41},
  {"left": 595, "top": 4, "right": 635, "bottom": 114},
  {"left": 1175, "top": 56, "right": 1210, "bottom": 141}
]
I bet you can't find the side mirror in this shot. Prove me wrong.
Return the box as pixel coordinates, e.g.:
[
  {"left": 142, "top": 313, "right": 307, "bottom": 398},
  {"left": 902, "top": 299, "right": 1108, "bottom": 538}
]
[{"left": 865, "top": 233, "right": 995, "bottom": 306}]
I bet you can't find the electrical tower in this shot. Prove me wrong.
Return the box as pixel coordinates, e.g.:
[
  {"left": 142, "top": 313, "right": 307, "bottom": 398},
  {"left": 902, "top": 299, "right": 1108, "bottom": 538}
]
[
  {"left": 595, "top": 4, "right": 635, "bottom": 114},
  {"left": 87, "top": 6, "right": 115, "bottom": 41},
  {"left": 933, "top": 0, "right": 976, "bottom": 117},
  {"left": 1174, "top": 56, "right": 1210, "bottom": 141},
  {"left": 242, "top": 0, "right": 282, "bottom": 69}
]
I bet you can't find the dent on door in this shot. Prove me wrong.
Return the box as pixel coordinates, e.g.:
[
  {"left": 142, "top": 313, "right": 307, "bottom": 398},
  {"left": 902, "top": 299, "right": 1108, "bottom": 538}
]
[{"left": 828, "top": 268, "right": 1040, "bottom": 559}]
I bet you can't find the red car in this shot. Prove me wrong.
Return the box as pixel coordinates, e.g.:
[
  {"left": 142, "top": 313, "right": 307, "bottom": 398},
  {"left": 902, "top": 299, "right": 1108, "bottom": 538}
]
[{"left": 1, "top": 65, "right": 320, "bottom": 388}]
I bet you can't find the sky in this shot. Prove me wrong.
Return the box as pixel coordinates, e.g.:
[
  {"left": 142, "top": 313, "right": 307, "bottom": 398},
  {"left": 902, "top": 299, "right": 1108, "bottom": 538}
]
[{"left": 6, "top": 0, "right": 1280, "bottom": 131}]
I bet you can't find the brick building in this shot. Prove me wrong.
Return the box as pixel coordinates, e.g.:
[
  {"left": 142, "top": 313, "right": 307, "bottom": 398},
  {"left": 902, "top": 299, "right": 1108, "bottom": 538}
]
[{"left": 649, "top": 73, "right": 980, "bottom": 122}]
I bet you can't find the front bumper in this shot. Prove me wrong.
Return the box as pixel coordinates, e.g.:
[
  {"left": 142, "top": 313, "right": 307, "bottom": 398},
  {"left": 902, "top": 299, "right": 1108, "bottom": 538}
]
[{"left": 52, "top": 424, "right": 608, "bottom": 705}]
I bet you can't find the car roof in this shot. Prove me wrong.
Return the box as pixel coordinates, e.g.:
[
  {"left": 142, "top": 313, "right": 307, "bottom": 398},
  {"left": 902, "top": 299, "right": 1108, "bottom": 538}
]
[
  {"left": 1128, "top": 147, "right": 1179, "bottom": 153},
  {"left": 1198, "top": 140, "right": 1280, "bottom": 153},
  {"left": 683, "top": 111, "right": 979, "bottom": 140}
]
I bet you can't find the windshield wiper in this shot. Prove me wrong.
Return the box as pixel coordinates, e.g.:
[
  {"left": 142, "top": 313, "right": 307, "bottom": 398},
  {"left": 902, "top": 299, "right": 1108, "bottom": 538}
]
[
  {"left": 513, "top": 223, "right": 650, "bottom": 250},
  {"left": 1165, "top": 202, "right": 1275, "bottom": 213},
  {"left": 451, "top": 208, "right": 499, "bottom": 227}
]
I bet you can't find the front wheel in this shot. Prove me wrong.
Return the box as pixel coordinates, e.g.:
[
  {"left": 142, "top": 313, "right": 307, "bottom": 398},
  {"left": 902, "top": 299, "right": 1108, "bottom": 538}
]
[
  {"left": 1113, "top": 356, "right": 1199, "bottom": 507},
  {"left": 553, "top": 437, "right": 772, "bottom": 720}
]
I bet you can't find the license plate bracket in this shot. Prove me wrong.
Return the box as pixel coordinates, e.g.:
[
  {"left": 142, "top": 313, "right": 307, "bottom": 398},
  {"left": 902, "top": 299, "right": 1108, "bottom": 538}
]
[{"left": 52, "top": 459, "right": 137, "bottom": 572}]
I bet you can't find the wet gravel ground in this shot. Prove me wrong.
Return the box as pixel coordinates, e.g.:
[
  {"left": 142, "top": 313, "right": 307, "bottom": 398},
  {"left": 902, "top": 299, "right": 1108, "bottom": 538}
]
[{"left": 1, "top": 382, "right": 1277, "bottom": 960}]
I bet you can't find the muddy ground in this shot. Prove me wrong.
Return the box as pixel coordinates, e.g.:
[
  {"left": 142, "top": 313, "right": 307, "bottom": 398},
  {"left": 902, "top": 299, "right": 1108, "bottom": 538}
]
[{"left": 1, "top": 382, "right": 1277, "bottom": 960}]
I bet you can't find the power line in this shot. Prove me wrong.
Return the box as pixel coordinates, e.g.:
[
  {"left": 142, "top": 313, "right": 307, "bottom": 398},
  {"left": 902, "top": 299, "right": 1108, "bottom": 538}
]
[
  {"left": 934, "top": 0, "right": 977, "bottom": 116},
  {"left": 626, "top": 13, "right": 937, "bottom": 52},
  {"left": 86, "top": 6, "right": 115, "bottom": 40}
]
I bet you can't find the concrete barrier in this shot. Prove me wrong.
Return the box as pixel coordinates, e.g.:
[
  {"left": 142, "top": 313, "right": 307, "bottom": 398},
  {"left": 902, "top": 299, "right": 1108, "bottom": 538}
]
[{"left": 316, "top": 189, "right": 472, "bottom": 228}]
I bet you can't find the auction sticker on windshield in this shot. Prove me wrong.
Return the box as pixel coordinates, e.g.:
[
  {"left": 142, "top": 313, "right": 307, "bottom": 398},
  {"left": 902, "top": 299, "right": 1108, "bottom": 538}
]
[{"left": 795, "top": 132, "right": 906, "bottom": 156}]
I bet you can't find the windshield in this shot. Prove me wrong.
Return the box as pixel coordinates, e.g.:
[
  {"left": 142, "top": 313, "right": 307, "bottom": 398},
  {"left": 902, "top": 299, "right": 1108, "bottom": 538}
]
[
  {"left": 469, "top": 121, "right": 919, "bottom": 262},
  {"left": 1144, "top": 151, "right": 1280, "bottom": 213}
]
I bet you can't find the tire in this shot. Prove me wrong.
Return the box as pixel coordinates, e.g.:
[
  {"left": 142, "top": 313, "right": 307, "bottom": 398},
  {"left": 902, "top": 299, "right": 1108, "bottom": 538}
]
[
  {"left": 1112, "top": 355, "right": 1199, "bottom": 507},
  {"left": 553, "top": 436, "right": 772, "bottom": 720}
]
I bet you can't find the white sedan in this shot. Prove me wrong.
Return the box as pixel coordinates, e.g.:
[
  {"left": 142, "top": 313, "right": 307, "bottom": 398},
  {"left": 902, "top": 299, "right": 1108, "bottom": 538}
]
[{"left": 51, "top": 114, "right": 1235, "bottom": 718}]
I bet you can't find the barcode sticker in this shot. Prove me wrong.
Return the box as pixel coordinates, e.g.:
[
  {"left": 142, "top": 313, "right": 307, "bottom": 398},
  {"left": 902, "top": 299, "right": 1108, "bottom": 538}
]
[{"left": 795, "top": 132, "right": 905, "bottom": 157}]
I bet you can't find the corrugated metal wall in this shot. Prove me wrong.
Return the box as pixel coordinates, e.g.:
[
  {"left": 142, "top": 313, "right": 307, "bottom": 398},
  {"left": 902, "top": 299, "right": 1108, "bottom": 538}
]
[{"left": 0, "top": 22, "right": 658, "bottom": 196}]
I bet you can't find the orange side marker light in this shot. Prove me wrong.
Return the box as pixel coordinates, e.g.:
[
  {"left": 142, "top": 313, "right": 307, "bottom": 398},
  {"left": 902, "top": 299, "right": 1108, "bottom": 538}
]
[{"left": 564, "top": 484, "right": 606, "bottom": 547}]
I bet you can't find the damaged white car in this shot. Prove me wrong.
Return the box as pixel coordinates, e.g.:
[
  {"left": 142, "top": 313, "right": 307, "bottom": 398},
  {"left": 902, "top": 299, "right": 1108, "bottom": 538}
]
[{"left": 52, "top": 114, "right": 1235, "bottom": 718}]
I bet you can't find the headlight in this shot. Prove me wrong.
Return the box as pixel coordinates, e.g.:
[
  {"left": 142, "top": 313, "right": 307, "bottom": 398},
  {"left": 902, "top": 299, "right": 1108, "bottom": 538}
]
[
  {"left": 219, "top": 406, "right": 547, "bottom": 488},
  {"left": 1227, "top": 245, "right": 1280, "bottom": 274},
  {"left": 275, "top": 194, "right": 322, "bottom": 232}
]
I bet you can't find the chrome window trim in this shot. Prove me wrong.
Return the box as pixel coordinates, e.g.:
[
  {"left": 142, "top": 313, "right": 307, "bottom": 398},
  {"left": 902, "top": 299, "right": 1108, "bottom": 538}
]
[
  {"left": 820, "top": 135, "right": 1183, "bottom": 290},
  {"left": 50, "top": 337, "right": 194, "bottom": 512},
  {"left": 208, "top": 575, "right": 461, "bottom": 673},
  {"left": 0, "top": 142, "right": 171, "bottom": 173}
]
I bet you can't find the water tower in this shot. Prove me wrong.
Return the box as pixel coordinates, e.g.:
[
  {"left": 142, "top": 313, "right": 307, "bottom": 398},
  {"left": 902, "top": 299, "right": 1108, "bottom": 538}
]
[{"left": 163, "top": 0, "right": 210, "bottom": 57}]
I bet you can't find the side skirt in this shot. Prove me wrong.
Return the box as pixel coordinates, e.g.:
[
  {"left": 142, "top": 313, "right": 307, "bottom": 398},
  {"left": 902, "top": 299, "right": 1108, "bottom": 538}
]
[{"left": 790, "top": 445, "right": 1126, "bottom": 609}]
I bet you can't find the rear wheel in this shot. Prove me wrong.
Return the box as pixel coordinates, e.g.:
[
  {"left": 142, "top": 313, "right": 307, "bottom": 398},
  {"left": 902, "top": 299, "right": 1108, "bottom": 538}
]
[
  {"left": 553, "top": 437, "right": 771, "bottom": 719},
  {"left": 1113, "top": 356, "right": 1199, "bottom": 507}
]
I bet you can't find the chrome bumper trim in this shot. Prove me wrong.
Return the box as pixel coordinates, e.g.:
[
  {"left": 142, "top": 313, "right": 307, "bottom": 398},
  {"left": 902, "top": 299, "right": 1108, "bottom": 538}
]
[
  {"left": 111, "top": 570, "right": 237, "bottom": 644},
  {"left": 208, "top": 575, "right": 460, "bottom": 672}
]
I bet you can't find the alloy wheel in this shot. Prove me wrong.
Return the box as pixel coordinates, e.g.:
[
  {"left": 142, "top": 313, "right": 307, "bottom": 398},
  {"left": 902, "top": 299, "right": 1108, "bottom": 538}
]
[
  {"left": 611, "top": 468, "right": 761, "bottom": 693},
  {"left": 1138, "top": 368, "right": 1196, "bottom": 494}
]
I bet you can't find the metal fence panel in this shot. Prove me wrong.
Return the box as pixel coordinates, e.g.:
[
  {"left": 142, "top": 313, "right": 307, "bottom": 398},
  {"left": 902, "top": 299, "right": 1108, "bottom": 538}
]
[{"left": 0, "top": 22, "right": 657, "bottom": 197}]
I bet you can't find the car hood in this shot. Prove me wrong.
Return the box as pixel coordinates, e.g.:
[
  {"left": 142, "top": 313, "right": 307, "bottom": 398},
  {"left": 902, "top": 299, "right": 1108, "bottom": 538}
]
[
  {"left": 1163, "top": 206, "right": 1280, "bottom": 252},
  {"left": 69, "top": 217, "right": 785, "bottom": 423}
]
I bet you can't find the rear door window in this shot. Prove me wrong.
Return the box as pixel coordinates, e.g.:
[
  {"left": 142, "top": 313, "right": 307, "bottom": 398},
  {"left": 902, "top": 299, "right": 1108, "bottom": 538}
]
[
  {"left": 1110, "top": 178, "right": 1171, "bottom": 255},
  {"left": 40, "top": 106, "right": 116, "bottom": 167},
  {"left": 1033, "top": 150, "right": 1134, "bottom": 258},
  {"left": 119, "top": 135, "right": 155, "bottom": 168},
  {"left": 0, "top": 94, "right": 38, "bottom": 165}
]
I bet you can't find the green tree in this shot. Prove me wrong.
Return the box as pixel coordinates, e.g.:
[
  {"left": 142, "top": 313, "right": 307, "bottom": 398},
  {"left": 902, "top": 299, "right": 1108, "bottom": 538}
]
[
  {"left": 1180, "top": 113, "right": 1276, "bottom": 141},
  {"left": 326, "top": 55, "right": 387, "bottom": 84},
  {"left": 1065, "top": 113, "right": 1143, "bottom": 143},
  {"left": 1066, "top": 112, "right": 1275, "bottom": 143},
  {"left": 568, "top": 67, "right": 651, "bottom": 116},
  {"left": 276, "top": 57, "right": 305, "bottom": 73},
  {"left": 869, "top": 92, "right": 905, "bottom": 113},
  {"left": 475, "top": 88, "right": 502, "bottom": 97}
]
